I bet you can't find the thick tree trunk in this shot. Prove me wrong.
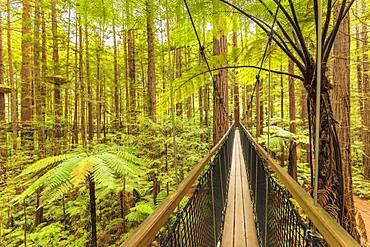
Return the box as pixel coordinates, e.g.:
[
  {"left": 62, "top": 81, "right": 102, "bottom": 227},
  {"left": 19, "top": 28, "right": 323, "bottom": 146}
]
[
  {"left": 332, "top": 3, "right": 359, "bottom": 240},
  {"left": 213, "top": 34, "right": 228, "bottom": 144},
  {"left": 7, "top": 0, "right": 17, "bottom": 151},
  {"left": 21, "top": 0, "right": 34, "bottom": 151},
  {"left": 34, "top": 0, "right": 44, "bottom": 225},
  {"left": 305, "top": 70, "right": 359, "bottom": 239},
  {"left": 52, "top": 0, "right": 62, "bottom": 155},
  {"left": 288, "top": 60, "right": 297, "bottom": 180},
  {"left": 0, "top": 1, "right": 6, "bottom": 177},
  {"left": 146, "top": 0, "right": 156, "bottom": 122},
  {"left": 361, "top": 0, "right": 370, "bottom": 179},
  {"left": 355, "top": 1, "right": 364, "bottom": 125}
]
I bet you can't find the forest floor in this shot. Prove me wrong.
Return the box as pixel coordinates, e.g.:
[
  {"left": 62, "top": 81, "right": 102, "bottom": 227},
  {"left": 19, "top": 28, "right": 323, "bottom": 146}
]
[{"left": 355, "top": 196, "right": 370, "bottom": 246}]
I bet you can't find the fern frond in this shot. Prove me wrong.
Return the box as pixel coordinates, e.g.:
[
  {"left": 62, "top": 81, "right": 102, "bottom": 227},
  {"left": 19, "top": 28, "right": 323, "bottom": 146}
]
[
  {"left": 43, "top": 156, "right": 84, "bottom": 196},
  {"left": 107, "top": 146, "right": 142, "bottom": 165},
  {"left": 71, "top": 156, "right": 95, "bottom": 186},
  {"left": 12, "top": 167, "right": 58, "bottom": 204},
  {"left": 20, "top": 153, "right": 75, "bottom": 176},
  {"left": 98, "top": 152, "right": 140, "bottom": 177},
  {"left": 92, "top": 157, "right": 116, "bottom": 190}
]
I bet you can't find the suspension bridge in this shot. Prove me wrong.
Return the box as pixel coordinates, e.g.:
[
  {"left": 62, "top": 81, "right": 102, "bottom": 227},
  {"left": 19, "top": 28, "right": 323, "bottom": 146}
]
[{"left": 122, "top": 123, "right": 360, "bottom": 247}]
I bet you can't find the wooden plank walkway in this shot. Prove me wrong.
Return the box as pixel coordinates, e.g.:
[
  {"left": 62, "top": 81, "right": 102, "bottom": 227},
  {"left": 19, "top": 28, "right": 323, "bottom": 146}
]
[{"left": 221, "top": 129, "right": 258, "bottom": 247}]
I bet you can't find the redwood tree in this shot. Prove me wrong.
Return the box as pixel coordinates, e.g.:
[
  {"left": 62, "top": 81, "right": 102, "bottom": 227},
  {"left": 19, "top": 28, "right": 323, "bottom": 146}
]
[{"left": 21, "top": 0, "right": 34, "bottom": 151}]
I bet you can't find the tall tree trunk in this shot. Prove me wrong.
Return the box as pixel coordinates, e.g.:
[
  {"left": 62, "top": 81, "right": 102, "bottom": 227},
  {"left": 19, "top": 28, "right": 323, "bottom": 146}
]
[
  {"left": 256, "top": 79, "right": 263, "bottom": 137},
  {"left": 64, "top": 1, "right": 71, "bottom": 150},
  {"left": 355, "top": 1, "right": 364, "bottom": 127},
  {"left": 7, "top": 0, "right": 17, "bottom": 151},
  {"left": 0, "top": 0, "right": 6, "bottom": 177},
  {"left": 34, "top": 0, "right": 44, "bottom": 225},
  {"left": 79, "top": 19, "right": 86, "bottom": 147},
  {"left": 96, "top": 24, "right": 102, "bottom": 141},
  {"left": 280, "top": 64, "right": 285, "bottom": 166},
  {"left": 175, "top": 48, "right": 183, "bottom": 117},
  {"left": 72, "top": 13, "right": 79, "bottom": 145},
  {"left": 52, "top": 0, "right": 62, "bottom": 155},
  {"left": 21, "top": 0, "right": 34, "bottom": 151},
  {"left": 85, "top": 22, "right": 93, "bottom": 142},
  {"left": 332, "top": 2, "right": 358, "bottom": 238},
  {"left": 213, "top": 34, "right": 228, "bottom": 144},
  {"left": 128, "top": 29, "right": 136, "bottom": 132},
  {"left": 113, "top": 20, "right": 120, "bottom": 130},
  {"left": 146, "top": 0, "right": 156, "bottom": 122},
  {"left": 288, "top": 60, "right": 297, "bottom": 180},
  {"left": 361, "top": 0, "right": 370, "bottom": 179},
  {"left": 232, "top": 31, "right": 240, "bottom": 127}
]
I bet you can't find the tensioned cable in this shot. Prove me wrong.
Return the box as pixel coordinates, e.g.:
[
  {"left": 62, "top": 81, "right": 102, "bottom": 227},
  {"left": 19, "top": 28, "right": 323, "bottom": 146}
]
[
  {"left": 183, "top": 0, "right": 230, "bottom": 118},
  {"left": 183, "top": 0, "right": 215, "bottom": 83},
  {"left": 246, "top": 0, "right": 282, "bottom": 112}
]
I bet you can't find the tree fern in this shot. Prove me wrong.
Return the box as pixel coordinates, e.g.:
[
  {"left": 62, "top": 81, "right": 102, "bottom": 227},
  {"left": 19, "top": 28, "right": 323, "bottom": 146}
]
[{"left": 15, "top": 145, "right": 143, "bottom": 205}]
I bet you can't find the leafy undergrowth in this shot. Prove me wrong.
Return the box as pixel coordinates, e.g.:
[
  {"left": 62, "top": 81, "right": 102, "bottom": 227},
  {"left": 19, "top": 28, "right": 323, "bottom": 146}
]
[
  {"left": 0, "top": 115, "right": 210, "bottom": 246},
  {"left": 353, "top": 166, "right": 370, "bottom": 200}
]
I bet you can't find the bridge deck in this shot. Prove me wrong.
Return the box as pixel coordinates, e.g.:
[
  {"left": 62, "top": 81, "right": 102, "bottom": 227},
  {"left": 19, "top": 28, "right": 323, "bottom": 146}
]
[{"left": 221, "top": 129, "right": 258, "bottom": 247}]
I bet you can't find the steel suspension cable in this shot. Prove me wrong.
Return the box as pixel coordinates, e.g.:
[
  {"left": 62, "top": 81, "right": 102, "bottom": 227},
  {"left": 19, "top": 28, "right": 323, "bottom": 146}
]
[
  {"left": 183, "top": 0, "right": 230, "bottom": 120},
  {"left": 245, "top": 0, "right": 282, "bottom": 115},
  {"left": 183, "top": 0, "right": 215, "bottom": 83}
]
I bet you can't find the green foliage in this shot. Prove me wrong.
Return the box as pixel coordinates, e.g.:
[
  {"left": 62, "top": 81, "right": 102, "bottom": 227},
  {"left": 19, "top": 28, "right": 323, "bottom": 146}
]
[
  {"left": 126, "top": 202, "right": 154, "bottom": 223},
  {"left": 14, "top": 145, "right": 143, "bottom": 206}
]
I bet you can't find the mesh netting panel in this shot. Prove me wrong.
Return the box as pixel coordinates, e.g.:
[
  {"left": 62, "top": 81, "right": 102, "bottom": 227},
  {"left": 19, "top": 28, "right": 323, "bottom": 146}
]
[
  {"left": 159, "top": 126, "right": 235, "bottom": 247},
  {"left": 239, "top": 127, "right": 324, "bottom": 247}
]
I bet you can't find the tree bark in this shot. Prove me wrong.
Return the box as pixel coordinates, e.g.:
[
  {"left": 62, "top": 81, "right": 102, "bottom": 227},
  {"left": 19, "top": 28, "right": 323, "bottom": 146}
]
[
  {"left": 128, "top": 29, "right": 136, "bottom": 132},
  {"left": 7, "top": 0, "right": 17, "bottom": 151},
  {"left": 85, "top": 22, "right": 93, "bottom": 142},
  {"left": 213, "top": 34, "right": 229, "bottom": 144},
  {"left": 361, "top": 0, "right": 370, "bottom": 179},
  {"left": 256, "top": 79, "right": 263, "bottom": 137},
  {"left": 34, "top": 0, "right": 44, "bottom": 225},
  {"left": 288, "top": 60, "right": 297, "bottom": 180},
  {"left": 52, "top": 0, "right": 62, "bottom": 155},
  {"left": 332, "top": 2, "right": 358, "bottom": 238},
  {"left": 79, "top": 19, "right": 86, "bottom": 147},
  {"left": 21, "top": 0, "right": 34, "bottom": 151},
  {"left": 0, "top": 0, "right": 6, "bottom": 177},
  {"left": 175, "top": 48, "right": 183, "bottom": 117},
  {"left": 72, "top": 13, "right": 79, "bottom": 145},
  {"left": 233, "top": 31, "right": 240, "bottom": 127},
  {"left": 113, "top": 20, "right": 120, "bottom": 130},
  {"left": 280, "top": 64, "right": 285, "bottom": 166},
  {"left": 147, "top": 0, "right": 156, "bottom": 122}
]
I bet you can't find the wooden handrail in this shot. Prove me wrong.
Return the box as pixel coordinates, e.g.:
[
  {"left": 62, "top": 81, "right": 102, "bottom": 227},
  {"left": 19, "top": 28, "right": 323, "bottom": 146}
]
[
  {"left": 122, "top": 124, "right": 234, "bottom": 247},
  {"left": 240, "top": 124, "right": 360, "bottom": 247}
]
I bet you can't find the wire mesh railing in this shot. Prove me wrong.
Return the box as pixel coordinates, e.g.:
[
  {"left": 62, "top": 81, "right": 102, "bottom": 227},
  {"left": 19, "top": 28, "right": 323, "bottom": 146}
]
[
  {"left": 159, "top": 125, "right": 235, "bottom": 247},
  {"left": 239, "top": 125, "right": 324, "bottom": 247}
]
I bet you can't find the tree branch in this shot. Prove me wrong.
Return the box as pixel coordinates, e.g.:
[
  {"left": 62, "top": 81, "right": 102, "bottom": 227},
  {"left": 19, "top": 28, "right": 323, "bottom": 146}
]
[
  {"left": 257, "top": 0, "right": 307, "bottom": 64},
  {"left": 218, "top": 0, "right": 305, "bottom": 73}
]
